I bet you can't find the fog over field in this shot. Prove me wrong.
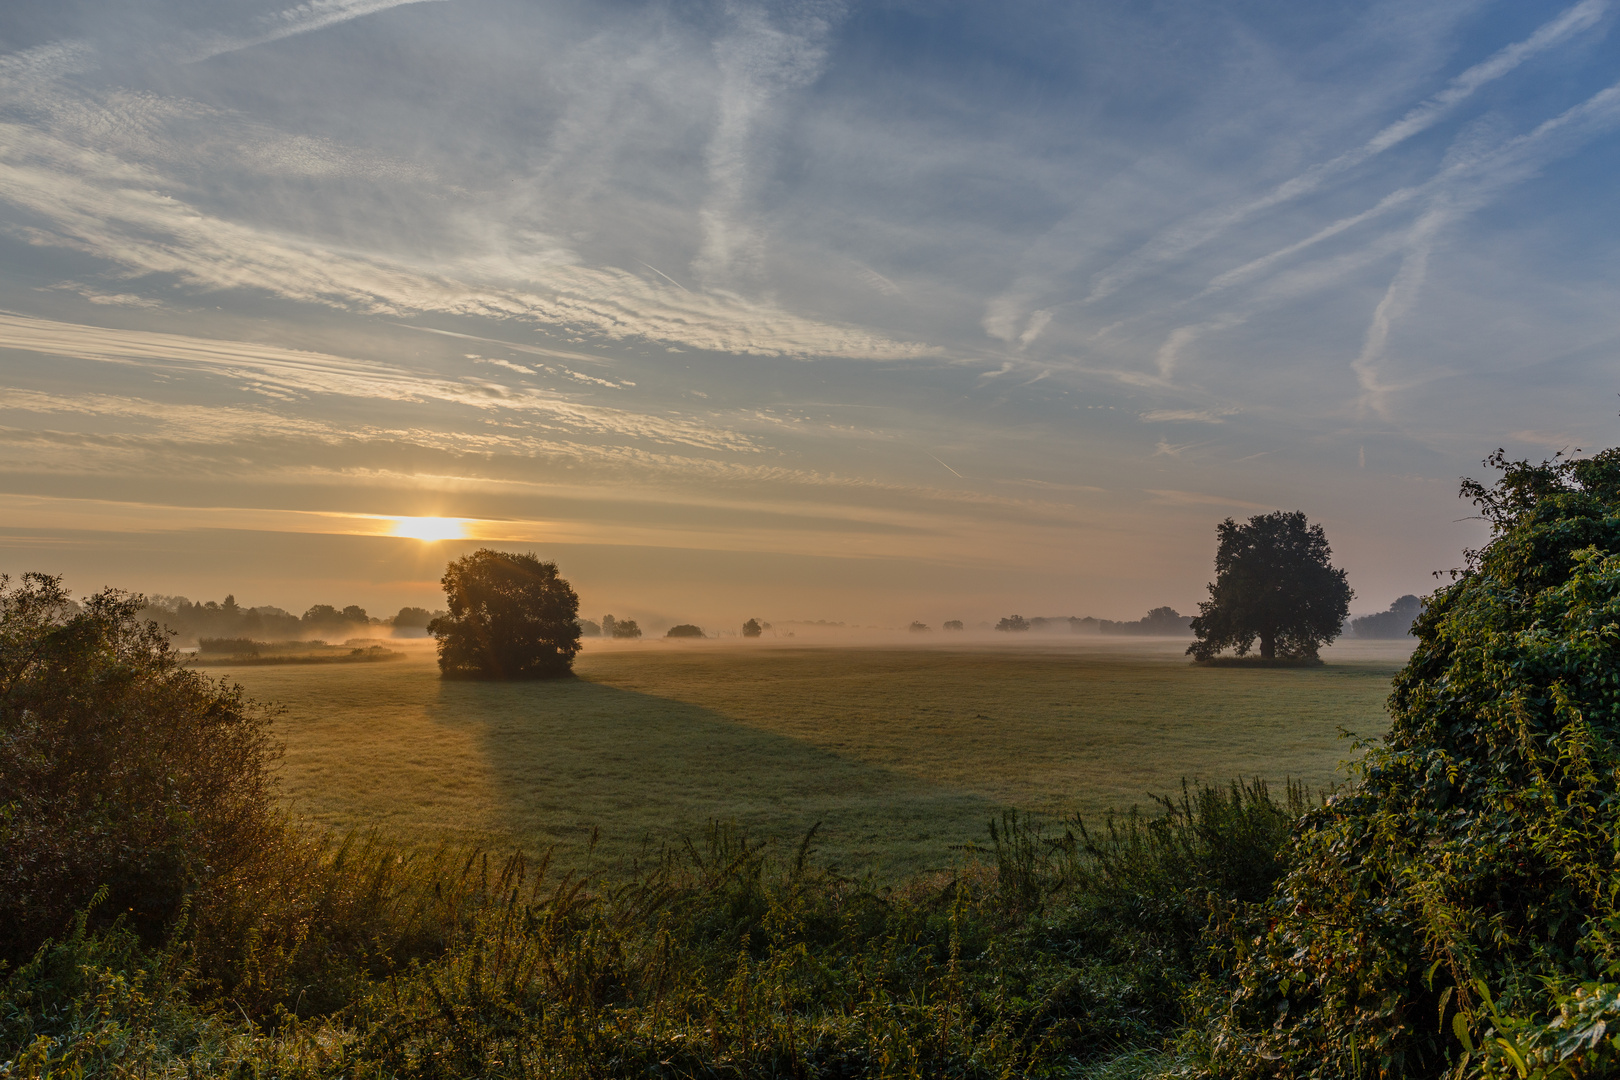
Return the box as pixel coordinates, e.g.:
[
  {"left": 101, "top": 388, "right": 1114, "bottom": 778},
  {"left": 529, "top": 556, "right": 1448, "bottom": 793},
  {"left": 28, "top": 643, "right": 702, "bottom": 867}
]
[
  {"left": 4, "top": 2, "right": 1618, "bottom": 616},
  {"left": 207, "top": 635, "right": 1411, "bottom": 876}
]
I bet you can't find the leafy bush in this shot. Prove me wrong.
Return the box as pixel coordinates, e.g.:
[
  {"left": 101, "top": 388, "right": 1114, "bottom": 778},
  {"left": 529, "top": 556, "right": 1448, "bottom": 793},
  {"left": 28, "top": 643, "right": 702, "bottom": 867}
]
[
  {"left": 0, "top": 573, "right": 278, "bottom": 961},
  {"left": 1201, "top": 449, "right": 1620, "bottom": 1079},
  {"left": 665, "top": 623, "right": 704, "bottom": 638}
]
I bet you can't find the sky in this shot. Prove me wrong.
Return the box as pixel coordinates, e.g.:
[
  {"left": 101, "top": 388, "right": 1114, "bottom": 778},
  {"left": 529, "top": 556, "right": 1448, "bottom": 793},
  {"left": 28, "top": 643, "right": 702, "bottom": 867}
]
[{"left": 2, "top": 0, "right": 1618, "bottom": 630}]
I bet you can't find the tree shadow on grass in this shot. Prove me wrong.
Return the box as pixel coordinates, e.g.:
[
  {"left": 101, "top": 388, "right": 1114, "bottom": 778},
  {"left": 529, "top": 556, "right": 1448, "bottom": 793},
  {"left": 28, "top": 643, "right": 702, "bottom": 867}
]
[{"left": 428, "top": 676, "right": 1009, "bottom": 880}]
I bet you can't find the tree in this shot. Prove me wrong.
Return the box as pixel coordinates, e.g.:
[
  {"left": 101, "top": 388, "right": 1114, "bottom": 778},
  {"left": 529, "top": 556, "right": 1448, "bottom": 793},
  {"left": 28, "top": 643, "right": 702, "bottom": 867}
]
[
  {"left": 0, "top": 573, "right": 277, "bottom": 958},
  {"left": 611, "top": 618, "right": 642, "bottom": 639},
  {"left": 742, "top": 618, "right": 762, "bottom": 637},
  {"left": 909, "top": 621, "right": 930, "bottom": 632},
  {"left": 1187, "top": 511, "right": 1351, "bottom": 662},
  {"left": 429, "top": 550, "right": 582, "bottom": 679},
  {"left": 392, "top": 606, "right": 434, "bottom": 628},
  {"left": 943, "top": 620, "right": 964, "bottom": 631},
  {"left": 666, "top": 623, "right": 704, "bottom": 638},
  {"left": 996, "top": 615, "right": 1029, "bottom": 632}
]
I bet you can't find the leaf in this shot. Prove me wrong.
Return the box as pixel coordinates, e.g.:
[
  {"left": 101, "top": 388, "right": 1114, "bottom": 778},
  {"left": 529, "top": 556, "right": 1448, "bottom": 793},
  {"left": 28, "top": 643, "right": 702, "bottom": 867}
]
[{"left": 1454, "top": 1011, "right": 1475, "bottom": 1054}]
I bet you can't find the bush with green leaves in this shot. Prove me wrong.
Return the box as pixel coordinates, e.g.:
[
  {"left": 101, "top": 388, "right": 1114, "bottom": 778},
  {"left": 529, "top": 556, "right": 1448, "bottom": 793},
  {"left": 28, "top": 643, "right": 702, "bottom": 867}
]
[
  {"left": 0, "top": 573, "right": 277, "bottom": 961},
  {"left": 1200, "top": 449, "right": 1620, "bottom": 1079}
]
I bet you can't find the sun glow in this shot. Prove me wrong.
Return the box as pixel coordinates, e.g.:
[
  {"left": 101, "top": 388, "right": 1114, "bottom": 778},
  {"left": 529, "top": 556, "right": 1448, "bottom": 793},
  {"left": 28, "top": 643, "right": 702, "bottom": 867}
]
[{"left": 391, "top": 516, "right": 468, "bottom": 541}]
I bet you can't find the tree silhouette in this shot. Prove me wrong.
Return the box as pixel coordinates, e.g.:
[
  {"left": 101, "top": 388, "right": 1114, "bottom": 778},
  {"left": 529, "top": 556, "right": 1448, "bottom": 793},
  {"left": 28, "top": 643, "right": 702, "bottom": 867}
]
[
  {"left": 429, "top": 549, "right": 581, "bottom": 679},
  {"left": 742, "top": 618, "right": 762, "bottom": 638},
  {"left": 1188, "top": 511, "right": 1352, "bottom": 662}
]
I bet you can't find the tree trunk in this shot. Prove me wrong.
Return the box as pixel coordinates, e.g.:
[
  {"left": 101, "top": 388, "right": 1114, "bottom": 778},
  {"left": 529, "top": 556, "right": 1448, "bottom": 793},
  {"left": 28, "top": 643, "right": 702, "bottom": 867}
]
[{"left": 1260, "top": 630, "right": 1276, "bottom": 660}]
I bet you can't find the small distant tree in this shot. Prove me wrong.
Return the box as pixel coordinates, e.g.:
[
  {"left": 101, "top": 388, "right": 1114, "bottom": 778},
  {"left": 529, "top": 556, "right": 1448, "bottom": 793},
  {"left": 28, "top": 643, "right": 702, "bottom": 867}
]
[
  {"left": 429, "top": 549, "right": 581, "bottom": 679},
  {"left": 996, "top": 615, "right": 1029, "bottom": 632},
  {"left": 666, "top": 624, "right": 704, "bottom": 638},
  {"left": 577, "top": 618, "right": 602, "bottom": 637},
  {"left": 1187, "top": 511, "right": 1352, "bottom": 662},
  {"left": 601, "top": 614, "right": 617, "bottom": 637},
  {"left": 910, "top": 621, "right": 930, "bottom": 632},
  {"left": 943, "top": 620, "right": 964, "bottom": 631},
  {"left": 341, "top": 604, "right": 369, "bottom": 624},
  {"left": 742, "top": 618, "right": 763, "bottom": 638},
  {"left": 611, "top": 619, "right": 642, "bottom": 639}
]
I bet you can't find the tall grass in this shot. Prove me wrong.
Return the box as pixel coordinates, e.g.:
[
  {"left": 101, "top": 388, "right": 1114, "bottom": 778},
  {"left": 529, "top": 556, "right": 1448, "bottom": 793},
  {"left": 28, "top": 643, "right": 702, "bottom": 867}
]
[{"left": 1, "top": 781, "right": 1304, "bottom": 1079}]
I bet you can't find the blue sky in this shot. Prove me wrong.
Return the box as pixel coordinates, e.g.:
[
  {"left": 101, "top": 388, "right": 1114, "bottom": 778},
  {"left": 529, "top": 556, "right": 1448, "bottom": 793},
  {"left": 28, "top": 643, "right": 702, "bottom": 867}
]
[{"left": 1, "top": 0, "right": 1617, "bottom": 628}]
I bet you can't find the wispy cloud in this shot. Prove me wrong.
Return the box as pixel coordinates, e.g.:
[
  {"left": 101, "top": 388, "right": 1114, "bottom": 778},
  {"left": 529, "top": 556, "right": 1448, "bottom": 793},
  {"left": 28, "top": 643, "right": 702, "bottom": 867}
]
[
  {"left": 1140, "top": 408, "right": 1236, "bottom": 424},
  {"left": 694, "top": 1, "right": 845, "bottom": 288},
  {"left": 0, "top": 61, "right": 926, "bottom": 360},
  {"left": 0, "top": 313, "right": 760, "bottom": 451}
]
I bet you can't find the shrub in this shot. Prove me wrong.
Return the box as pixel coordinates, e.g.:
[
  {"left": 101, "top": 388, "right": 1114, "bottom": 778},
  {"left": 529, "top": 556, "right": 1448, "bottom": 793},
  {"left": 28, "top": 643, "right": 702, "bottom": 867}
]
[
  {"left": 665, "top": 623, "right": 703, "bottom": 638},
  {"left": 1201, "top": 448, "right": 1620, "bottom": 1079},
  {"left": 0, "top": 573, "right": 278, "bottom": 960}
]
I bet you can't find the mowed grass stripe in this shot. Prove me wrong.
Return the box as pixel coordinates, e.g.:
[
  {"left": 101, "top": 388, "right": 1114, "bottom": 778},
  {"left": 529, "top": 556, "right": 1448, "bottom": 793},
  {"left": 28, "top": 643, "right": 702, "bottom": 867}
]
[{"left": 218, "top": 638, "right": 1408, "bottom": 877}]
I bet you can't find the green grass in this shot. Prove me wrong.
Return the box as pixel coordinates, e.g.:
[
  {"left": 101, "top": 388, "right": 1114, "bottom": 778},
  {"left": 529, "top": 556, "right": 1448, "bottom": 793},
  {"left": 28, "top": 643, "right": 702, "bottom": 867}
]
[{"left": 214, "top": 637, "right": 1409, "bottom": 877}]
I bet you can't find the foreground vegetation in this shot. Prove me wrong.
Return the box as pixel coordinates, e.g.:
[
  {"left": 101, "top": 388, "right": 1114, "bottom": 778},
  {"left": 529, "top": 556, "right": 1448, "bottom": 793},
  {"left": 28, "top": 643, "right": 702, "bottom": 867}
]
[{"left": 1, "top": 786, "right": 1299, "bottom": 1078}]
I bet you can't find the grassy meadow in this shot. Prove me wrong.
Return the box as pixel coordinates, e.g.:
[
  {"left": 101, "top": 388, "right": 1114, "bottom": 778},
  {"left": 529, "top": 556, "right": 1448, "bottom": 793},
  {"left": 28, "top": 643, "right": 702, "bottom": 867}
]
[{"left": 215, "top": 636, "right": 1412, "bottom": 878}]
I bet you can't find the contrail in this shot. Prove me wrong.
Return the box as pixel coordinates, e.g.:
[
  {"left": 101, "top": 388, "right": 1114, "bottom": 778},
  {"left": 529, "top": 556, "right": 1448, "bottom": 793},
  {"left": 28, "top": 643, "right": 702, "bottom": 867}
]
[
  {"left": 1082, "top": 0, "right": 1609, "bottom": 303},
  {"left": 392, "top": 323, "right": 615, "bottom": 366},
  {"left": 926, "top": 452, "right": 965, "bottom": 479},
  {"left": 635, "top": 259, "right": 691, "bottom": 294},
  {"left": 186, "top": 0, "right": 452, "bottom": 62}
]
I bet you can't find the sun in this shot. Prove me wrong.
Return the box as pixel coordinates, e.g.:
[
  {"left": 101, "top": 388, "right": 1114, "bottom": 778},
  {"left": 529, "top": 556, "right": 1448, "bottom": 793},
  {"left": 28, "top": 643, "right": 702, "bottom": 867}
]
[{"left": 390, "top": 516, "right": 467, "bottom": 542}]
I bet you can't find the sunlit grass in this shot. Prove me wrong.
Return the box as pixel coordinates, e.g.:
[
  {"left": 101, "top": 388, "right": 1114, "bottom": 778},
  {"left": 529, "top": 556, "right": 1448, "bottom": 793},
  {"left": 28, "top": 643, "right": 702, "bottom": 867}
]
[{"left": 217, "top": 638, "right": 1409, "bottom": 877}]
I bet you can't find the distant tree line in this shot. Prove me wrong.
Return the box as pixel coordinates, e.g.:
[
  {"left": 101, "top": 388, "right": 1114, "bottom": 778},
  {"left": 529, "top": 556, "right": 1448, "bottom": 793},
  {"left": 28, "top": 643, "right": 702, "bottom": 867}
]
[
  {"left": 992, "top": 607, "right": 1194, "bottom": 635},
  {"left": 1349, "top": 593, "right": 1422, "bottom": 638},
  {"left": 139, "top": 594, "right": 444, "bottom": 644}
]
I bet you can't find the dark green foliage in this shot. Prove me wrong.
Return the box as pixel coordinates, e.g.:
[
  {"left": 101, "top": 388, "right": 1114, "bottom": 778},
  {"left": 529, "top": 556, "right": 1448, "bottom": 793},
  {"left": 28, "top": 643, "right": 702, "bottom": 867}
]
[
  {"left": 0, "top": 573, "right": 278, "bottom": 962},
  {"left": 1188, "top": 511, "right": 1352, "bottom": 662},
  {"left": 1200, "top": 448, "right": 1620, "bottom": 1079},
  {"left": 430, "top": 550, "right": 582, "bottom": 680}
]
